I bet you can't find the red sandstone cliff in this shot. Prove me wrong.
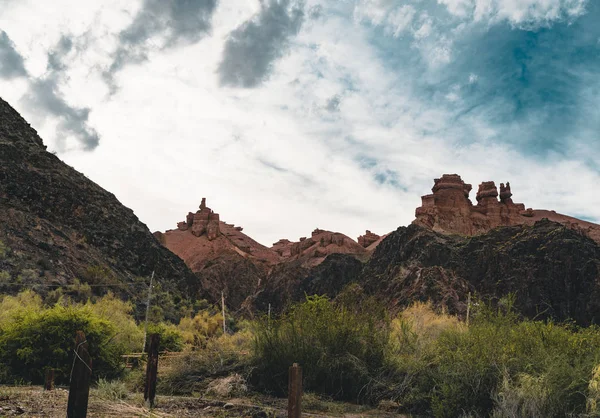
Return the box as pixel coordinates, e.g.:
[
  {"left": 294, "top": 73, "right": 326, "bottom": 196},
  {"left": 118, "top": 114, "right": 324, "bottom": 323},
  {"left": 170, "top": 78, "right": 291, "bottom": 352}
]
[
  {"left": 414, "top": 174, "right": 600, "bottom": 242},
  {"left": 155, "top": 199, "right": 282, "bottom": 271},
  {"left": 157, "top": 200, "right": 378, "bottom": 273},
  {"left": 272, "top": 228, "right": 369, "bottom": 267}
]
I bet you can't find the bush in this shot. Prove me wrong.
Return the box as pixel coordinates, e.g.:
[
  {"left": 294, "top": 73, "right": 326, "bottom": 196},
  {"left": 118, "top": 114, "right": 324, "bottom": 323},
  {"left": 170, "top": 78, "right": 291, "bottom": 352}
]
[
  {"left": 0, "top": 291, "right": 142, "bottom": 384},
  {"left": 86, "top": 292, "right": 144, "bottom": 353},
  {"left": 177, "top": 310, "right": 223, "bottom": 348},
  {"left": 143, "top": 322, "right": 184, "bottom": 352},
  {"left": 0, "top": 302, "right": 126, "bottom": 384},
  {"left": 96, "top": 378, "right": 128, "bottom": 401},
  {"left": 251, "top": 295, "right": 389, "bottom": 402},
  {"left": 420, "top": 299, "right": 600, "bottom": 417},
  {"left": 158, "top": 330, "right": 252, "bottom": 395}
]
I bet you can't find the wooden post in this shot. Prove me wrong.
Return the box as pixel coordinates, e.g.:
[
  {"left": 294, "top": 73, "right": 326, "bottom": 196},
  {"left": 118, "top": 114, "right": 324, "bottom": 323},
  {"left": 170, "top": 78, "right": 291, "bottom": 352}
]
[
  {"left": 142, "top": 271, "right": 155, "bottom": 353},
  {"left": 44, "top": 368, "right": 54, "bottom": 391},
  {"left": 288, "top": 363, "right": 302, "bottom": 418},
  {"left": 221, "top": 291, "right": 226, "bottom": 334},
  {"left": 67, "top": 331, "right": 92, "bottom": 418},
  {"left": 144, "top": 333, "right": 160, "bottom": 408},
  {"left": 466, "top": 292, "right": 472, "bottom": 326}
]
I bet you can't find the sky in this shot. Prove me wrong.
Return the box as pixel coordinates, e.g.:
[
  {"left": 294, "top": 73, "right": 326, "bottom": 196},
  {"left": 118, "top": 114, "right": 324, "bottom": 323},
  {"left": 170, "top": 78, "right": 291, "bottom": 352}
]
[{"left": 1, "top": 0, "right": 599, "bottom": 246}]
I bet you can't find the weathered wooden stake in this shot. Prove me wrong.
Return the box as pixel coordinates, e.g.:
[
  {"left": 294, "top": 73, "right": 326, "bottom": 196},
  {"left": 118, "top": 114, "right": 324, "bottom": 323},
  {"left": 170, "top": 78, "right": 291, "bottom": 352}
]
[
  {"left": 221, "top": 291, "right": 226, "bottom": 334},
  {"left": 466, "top": 292, "right": 472, "bottom": 326},
  {"left": 144, "top": 333, "right": 160, "bottom": 408},
  {"left": 288, "top": 363, "right": 302, "bottom": 418},
  {"left": 44, "top": 368, "right": 54, "bottom": 391},
  {"left": 67, "top": 331, "right": 92, "bottom": 418}
]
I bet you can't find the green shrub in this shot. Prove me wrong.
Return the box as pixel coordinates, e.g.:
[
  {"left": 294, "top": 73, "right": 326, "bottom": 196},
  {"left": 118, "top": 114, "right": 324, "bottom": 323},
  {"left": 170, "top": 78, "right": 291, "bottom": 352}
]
[
  {"left": 424, "top": 300, "right": 599, "bottom": 418},
  {"left": 251, "top": 295, "right": 389, "bottom": 402},
  {"left": 143, "top": 322, "right": 184, "bottom": 352},
  {"left": 0, "top": 293, "right": 130, "bottom": 384}
]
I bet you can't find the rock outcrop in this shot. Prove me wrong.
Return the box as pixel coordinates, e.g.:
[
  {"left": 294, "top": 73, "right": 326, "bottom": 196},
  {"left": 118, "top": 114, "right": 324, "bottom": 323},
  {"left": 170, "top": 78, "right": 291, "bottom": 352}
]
[
  {"left": 414, "top": 174, "right": 600, "bottom": 242},
  {"left": 270, "top": 228, "right": 369, "bottom": 267},
  {"left": 159, "top": 203, "right": 282, "bottom": 272},
  {"left": 178, "top": 198, "right": 221, "bottom": 240},
  {"left": 357, "top": 230, "right": 381, "bottom": 248},
  {"left": 361, "top": 220, "right": 600, "bottom": 325}
]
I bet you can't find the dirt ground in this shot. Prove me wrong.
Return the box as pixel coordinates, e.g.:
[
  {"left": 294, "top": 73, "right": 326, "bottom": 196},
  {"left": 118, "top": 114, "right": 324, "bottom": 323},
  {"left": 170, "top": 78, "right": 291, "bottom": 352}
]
[{"left": 0, "top": 386, "right": 401, "bottom": 417}]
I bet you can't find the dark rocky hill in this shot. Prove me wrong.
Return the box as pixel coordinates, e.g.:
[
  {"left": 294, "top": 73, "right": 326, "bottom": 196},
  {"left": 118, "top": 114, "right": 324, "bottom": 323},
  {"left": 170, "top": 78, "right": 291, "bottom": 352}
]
[
  {"left": 0, "top": 97, "right": 197, "bottom": 320},
  {"left": 244, "top": 219, "right": 600, "bottom": 325},
  {"left": 361, "top": 220, "right": 600, "bottom": 325}
]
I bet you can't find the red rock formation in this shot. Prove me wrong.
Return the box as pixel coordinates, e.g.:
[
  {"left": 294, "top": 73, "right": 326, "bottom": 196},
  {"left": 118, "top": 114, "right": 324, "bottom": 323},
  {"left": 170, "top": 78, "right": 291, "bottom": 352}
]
[
  {"left": 358, "top": 230, "right": 381, "bottom": 248},
  {"left": 414, "top": 174, "right": 600, "bottom": 242},
  {"left": 270, "top": 229, "right": 371, "bottom": 267},
  {"left": 183, "top": 198, "right": 221, "bottom": 240},
  {"left": 158, "top": 199, "right": 282, "bottom": 271}
]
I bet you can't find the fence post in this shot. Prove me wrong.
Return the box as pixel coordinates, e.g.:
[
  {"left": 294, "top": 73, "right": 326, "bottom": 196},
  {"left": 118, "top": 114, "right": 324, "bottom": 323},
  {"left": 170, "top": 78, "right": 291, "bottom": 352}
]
[
  {"left": 44, "top": 368, "right": 54, "bottom": 391},
  {"left": 67, "top": 330, "right": 92, "bottom": 418},
  {"left": 288, "top": 363, "right": 302, "bottom": 418},
  {"left": 144, "top": 333, "right": 160, "bottom": 408}
]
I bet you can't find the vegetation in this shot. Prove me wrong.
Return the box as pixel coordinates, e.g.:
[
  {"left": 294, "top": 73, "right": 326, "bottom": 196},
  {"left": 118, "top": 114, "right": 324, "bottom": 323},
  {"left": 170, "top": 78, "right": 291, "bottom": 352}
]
[
  {"left": 3, "top": 286, "right": 600, "bottom": 417},
  {"left": 0, "top": 291, "right": 130, "bottom": 384},
  {"left": 251, "top": 294, "right": 389, "bottom": 401}
]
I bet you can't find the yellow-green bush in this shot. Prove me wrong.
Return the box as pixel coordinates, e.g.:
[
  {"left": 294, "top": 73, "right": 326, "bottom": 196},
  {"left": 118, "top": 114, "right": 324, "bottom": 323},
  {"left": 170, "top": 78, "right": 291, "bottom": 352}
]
[
  {"left": 0, "top": 300, "right": 125, "bottom": 384},
  {"left": 177, "top": 310, "right": 223, "bottom": 348}
]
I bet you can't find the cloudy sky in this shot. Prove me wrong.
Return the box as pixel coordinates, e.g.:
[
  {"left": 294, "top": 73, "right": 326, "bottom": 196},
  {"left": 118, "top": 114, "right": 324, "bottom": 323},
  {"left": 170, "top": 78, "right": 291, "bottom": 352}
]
[{"left": 1, "top": 0, "right": 599, "bottom": 246}]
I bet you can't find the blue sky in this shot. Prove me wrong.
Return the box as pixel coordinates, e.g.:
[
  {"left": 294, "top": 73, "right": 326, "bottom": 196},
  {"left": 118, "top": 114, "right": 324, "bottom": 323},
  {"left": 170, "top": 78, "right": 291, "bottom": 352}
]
[{"left": 0, "top": 0, "right": 599, "bottom": 244}]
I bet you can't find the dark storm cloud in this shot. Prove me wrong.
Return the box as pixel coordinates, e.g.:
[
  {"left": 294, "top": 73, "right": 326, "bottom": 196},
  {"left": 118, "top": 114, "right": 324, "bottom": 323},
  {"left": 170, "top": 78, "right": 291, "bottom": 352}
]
[
  {"left": 0, "top": 31, "right": 27, "bottom": 79},
  {"left": 22, "top": 35, "right": 99, "bottom": 150},
  {"left": 105, "top": 0, "right": 218, "bottom": 91},
  {"left": 218, "top": 0, "right": 304, "bottom": 88}
]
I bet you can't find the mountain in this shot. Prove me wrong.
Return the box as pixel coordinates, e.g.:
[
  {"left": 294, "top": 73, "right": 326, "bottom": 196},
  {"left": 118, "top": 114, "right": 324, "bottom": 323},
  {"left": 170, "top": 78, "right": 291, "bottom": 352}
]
[
  {"left": 155, "top": 174, "right": 600, "bottom": 325},
  {"left": 5, "top": 90, "right": 598, "bottom": 326},
  {"left": 155, "top": 200, "right": 376, "bottom": 313},
  {"left": 362, "top": 219, "right": 600, "bottom": 325},
  {"left": 0, "top": 97, "right": 197, "bottom": 321}
]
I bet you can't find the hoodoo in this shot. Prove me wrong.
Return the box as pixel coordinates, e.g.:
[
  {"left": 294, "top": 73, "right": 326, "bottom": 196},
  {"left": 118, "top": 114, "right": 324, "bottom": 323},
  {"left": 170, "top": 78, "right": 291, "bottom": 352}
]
[{"left": 414, "top": 174, "right": 600, "bottom": 242}]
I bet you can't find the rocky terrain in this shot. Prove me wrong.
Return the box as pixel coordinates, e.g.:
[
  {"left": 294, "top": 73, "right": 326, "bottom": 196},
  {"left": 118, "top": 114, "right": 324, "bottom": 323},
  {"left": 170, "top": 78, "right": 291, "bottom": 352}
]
[
  {"left": 0, "top": 97, "right": 197, "bottom": 319},
  {"left": 414, "top": 173, "right": 600, "bottom": 241},
  {"left": 156, "top": 201, "right": 379, "bottom": 313},
  {"left": 362, "top": 219, "right": 600, "bottom": 324}
]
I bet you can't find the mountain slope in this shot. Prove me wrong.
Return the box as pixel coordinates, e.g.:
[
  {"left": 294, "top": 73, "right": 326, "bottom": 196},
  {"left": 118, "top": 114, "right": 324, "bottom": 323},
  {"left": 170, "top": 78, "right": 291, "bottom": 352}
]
[
  {"left": 362, "top": 220, "right": 600, "bottom": 325},
  {"left": 0, "top": 97, "right": 197, "bottom": 320}
]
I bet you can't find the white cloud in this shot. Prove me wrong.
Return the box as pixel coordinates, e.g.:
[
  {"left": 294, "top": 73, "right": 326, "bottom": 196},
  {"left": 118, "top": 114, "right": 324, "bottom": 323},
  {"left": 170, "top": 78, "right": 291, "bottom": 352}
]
[
  {"left": 439, "top": 0, "right": 588, "bottom": 28},
  {"left": 0, "top": 0, "right": 599, "bottom": 247}
]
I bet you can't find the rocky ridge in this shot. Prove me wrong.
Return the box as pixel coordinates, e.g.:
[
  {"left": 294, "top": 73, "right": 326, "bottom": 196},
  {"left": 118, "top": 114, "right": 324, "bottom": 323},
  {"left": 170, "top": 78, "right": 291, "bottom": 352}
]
[
  {"left": 0, "top": 97, "right": 197, "bottom": 320},
  {"left": 414, "top": 173, "right": 600, "bottom": 242}
]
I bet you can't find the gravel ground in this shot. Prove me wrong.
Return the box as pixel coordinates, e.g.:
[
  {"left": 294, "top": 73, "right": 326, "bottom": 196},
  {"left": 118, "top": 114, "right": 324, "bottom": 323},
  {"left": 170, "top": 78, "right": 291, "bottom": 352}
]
[{"left": 0, "top": 386, "right": 399, "bottom": 417}]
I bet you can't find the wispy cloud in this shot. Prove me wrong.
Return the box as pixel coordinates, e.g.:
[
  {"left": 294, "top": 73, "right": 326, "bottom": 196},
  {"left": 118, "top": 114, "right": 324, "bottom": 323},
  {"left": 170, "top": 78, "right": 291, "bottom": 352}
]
[
  {"left": 218, "top": 0, "right": 305, "bottom": 88},
  {"left": 0, "top": 30, "right": 26, "bottom": 79},
  {"left": 22, "top": 36, "right": 99, "bottom": 150},
  {"left": 105, "top": 0, "right": 218, "bottom": 92}
]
